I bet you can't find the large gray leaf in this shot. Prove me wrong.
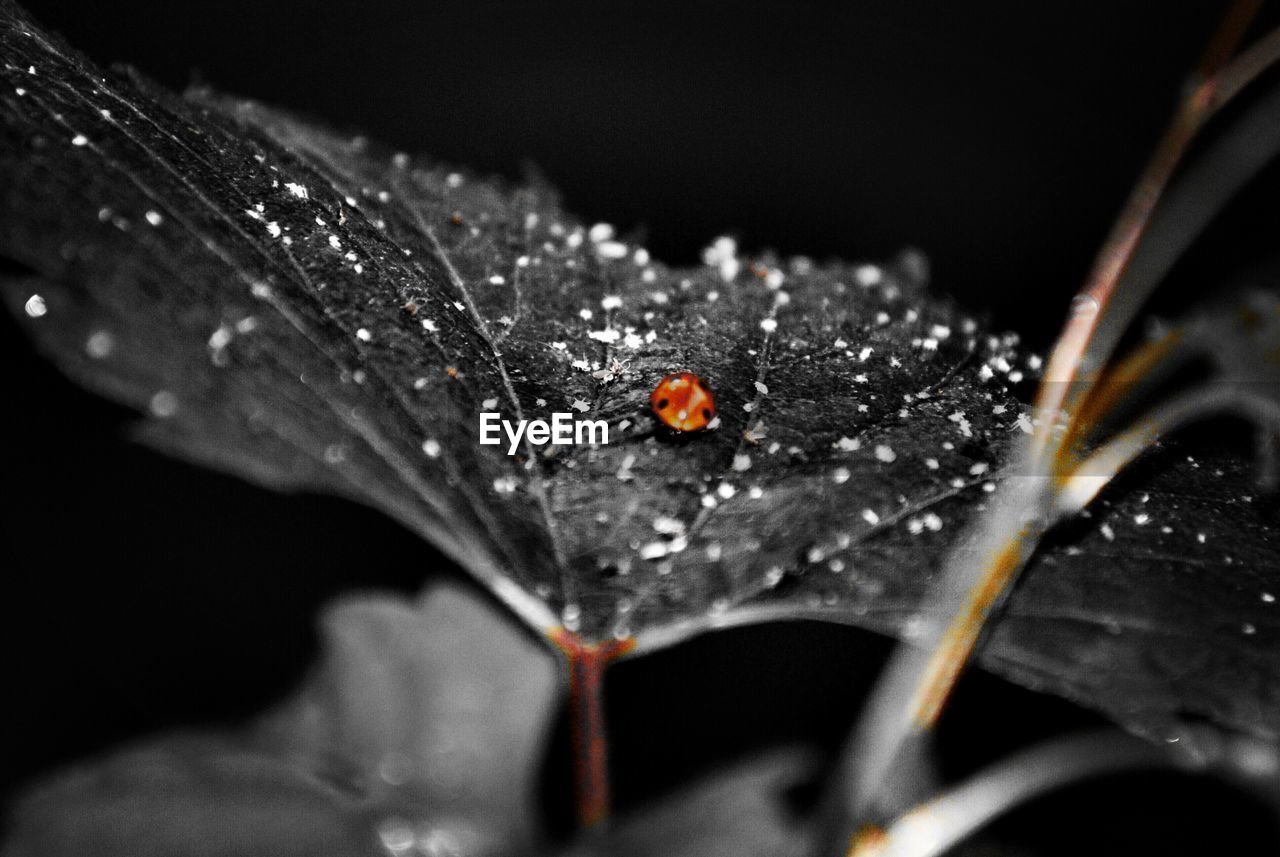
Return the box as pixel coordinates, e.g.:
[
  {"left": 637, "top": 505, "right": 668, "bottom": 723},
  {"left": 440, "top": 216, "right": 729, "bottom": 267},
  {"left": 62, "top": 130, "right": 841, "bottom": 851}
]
[
  {"left": 2, "top": 581, "right": 559, "bottom": 856},
  {"left": 1, "top": 0, "right": 1277, "bottom": 751}
]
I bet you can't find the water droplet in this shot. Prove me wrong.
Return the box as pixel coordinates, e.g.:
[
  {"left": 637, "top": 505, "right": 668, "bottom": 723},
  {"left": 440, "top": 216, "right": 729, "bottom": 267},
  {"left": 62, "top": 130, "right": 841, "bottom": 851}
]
[
  {"left": 903, "top": 615, "right": 928, "bottom": 640},
  {"left": 149, "top": 390, "right": 178, "bottom": 418},
  {"left": 562, "top": 603, "right": 581, "bottom": 632},
  {"left": 85, "top": 330, "right": 114, "bottom": 359},
  {"left": 23, "top": 294, "right": 47, "bottom": 318},
  {"left": 418, "top": 826, "right": 468, "bottom": 857},
  {"left": 376, "top": 818, "right": 415, "bottom": 855},
  {"left": 378, "top": 751, "right": 413, "bottom": 786},
  {"left": 1070, "top": 294, "right": 1099, "bottom": 318}
]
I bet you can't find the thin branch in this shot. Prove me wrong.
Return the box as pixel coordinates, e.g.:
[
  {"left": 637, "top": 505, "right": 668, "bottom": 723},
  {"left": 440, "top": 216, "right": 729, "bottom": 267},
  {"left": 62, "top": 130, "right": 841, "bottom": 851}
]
[
  {"left": 1057, "top": 384, "right": 1280, "bottom": 514},
  {"left": 850, "top": 731, "right": 1185, "bottom": 857},
  {"left": 1055, "top": 328, "right": 1187, "bottom": 459},
  {"left": 1033, "top": 3, "right": 1276, "bottom": 460}
]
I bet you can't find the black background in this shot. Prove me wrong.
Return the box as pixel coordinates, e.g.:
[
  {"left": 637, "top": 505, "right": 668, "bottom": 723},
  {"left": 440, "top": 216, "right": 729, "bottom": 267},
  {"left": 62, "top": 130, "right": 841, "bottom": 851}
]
[{"left": 4, "top": 1, "right": 1280, "bottom": 851}]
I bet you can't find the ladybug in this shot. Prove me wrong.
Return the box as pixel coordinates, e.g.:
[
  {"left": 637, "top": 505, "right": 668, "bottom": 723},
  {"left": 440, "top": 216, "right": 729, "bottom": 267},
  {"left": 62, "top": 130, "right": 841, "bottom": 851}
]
[{"left": 650, "top": 372, "right": 716, "bottom": 432}]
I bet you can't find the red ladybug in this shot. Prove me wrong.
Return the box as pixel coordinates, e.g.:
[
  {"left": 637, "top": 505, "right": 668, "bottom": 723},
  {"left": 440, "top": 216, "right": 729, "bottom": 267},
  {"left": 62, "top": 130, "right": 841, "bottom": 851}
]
[{"left": 650, "top": 372, "right": 716, "bottom": 432}]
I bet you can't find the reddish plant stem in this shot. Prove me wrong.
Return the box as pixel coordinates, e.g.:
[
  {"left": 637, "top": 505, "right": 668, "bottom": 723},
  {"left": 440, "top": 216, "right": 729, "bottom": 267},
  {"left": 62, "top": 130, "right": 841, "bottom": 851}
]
[
  {"left": 549, "top": 628, "right": 635, "bottom": 829},
  {"left": 1032, "top": 0, "right": 1266, "bottom": 460}
]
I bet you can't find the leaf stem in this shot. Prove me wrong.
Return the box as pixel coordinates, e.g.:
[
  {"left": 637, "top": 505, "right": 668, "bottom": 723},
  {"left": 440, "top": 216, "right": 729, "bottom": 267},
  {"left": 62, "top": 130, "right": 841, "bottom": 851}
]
[{"left": 549, "top": 629, "right": 635, "bottom": 829}]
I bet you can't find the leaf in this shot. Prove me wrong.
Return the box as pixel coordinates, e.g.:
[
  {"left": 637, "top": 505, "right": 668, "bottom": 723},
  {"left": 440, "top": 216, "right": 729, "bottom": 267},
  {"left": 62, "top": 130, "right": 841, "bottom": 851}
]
[
  {"left": 2, "top": 581, "right": 560, "bottom": 856},
  {"left": 982, "top": 449, "right": 1280, "bottom": 745},
  {"left": 3, "top": 738, "right": 371, "bottom": 857},
  {"left": 2, "top": 0, "right": 1278, "bottom": 754},
  {"left": 0, "top": 2, "right": 1027, "bottom": 641}
]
